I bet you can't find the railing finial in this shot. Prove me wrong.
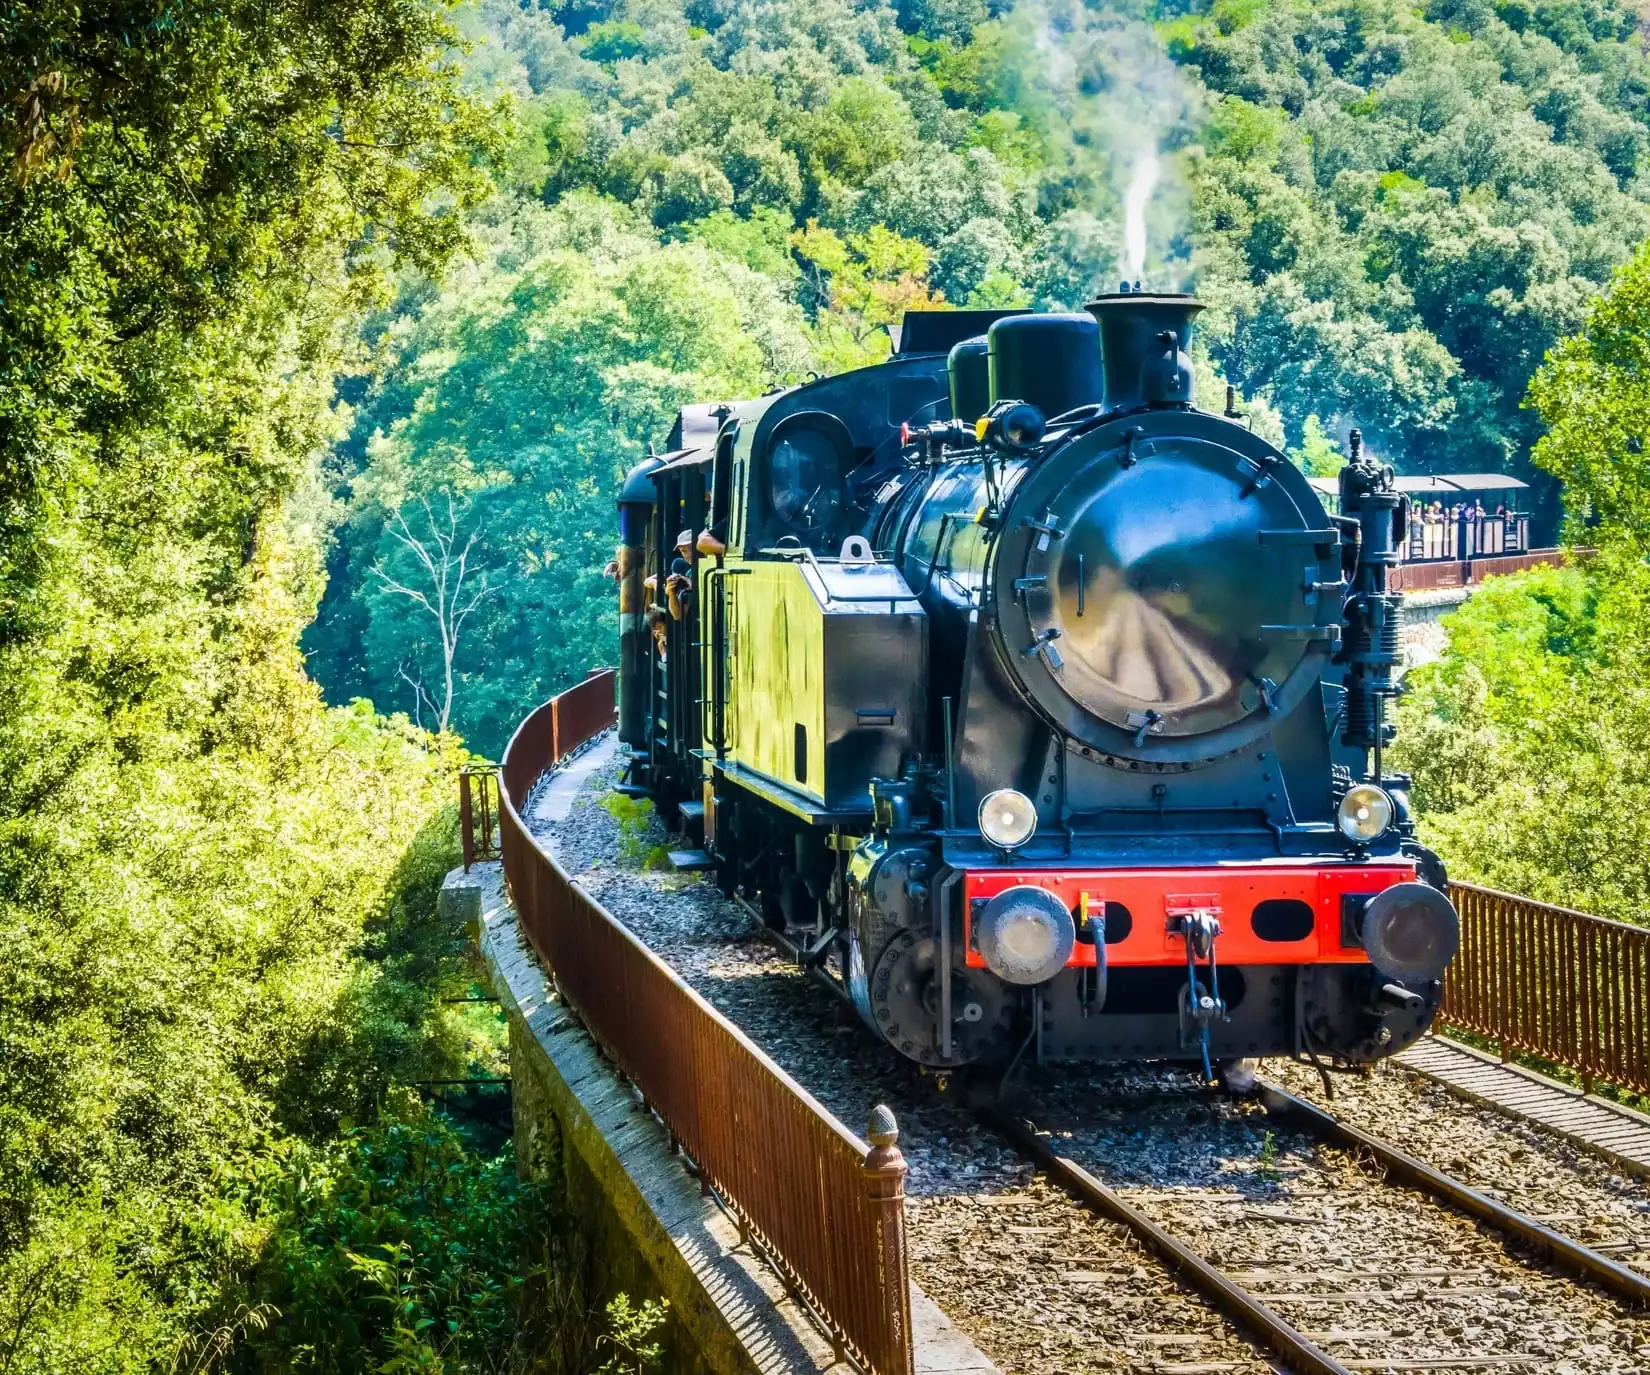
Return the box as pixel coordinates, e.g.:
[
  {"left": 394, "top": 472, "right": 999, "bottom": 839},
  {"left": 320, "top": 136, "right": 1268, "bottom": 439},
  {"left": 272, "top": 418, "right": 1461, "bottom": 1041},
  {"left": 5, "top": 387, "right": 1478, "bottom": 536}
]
[{"left": 866, "top": 1103, "right": 899, "bottom": 1149}]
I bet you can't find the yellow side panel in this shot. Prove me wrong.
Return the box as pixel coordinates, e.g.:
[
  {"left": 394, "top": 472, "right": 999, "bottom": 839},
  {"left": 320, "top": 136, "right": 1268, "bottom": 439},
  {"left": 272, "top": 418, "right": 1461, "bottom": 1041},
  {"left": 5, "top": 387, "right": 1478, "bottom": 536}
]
[{"left": 727, "top": 560, "right": 826, "bottom": 802}]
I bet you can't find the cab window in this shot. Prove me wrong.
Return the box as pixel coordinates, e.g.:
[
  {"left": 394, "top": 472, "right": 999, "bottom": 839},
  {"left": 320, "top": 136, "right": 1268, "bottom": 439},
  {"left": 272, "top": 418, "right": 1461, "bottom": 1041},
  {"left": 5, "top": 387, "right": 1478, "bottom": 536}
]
[{"left": 757, "top": 413, "right": 853, "bottom": 552}]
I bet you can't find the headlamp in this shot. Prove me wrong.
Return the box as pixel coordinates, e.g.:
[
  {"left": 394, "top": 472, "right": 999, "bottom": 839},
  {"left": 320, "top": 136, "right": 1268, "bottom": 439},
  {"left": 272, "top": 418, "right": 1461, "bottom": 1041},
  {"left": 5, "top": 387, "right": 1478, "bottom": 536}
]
[
  {"left": 1337, "top": 784, "right": 1394, "bottom": 843},
  {"left": 979, "top": 788, "right": 1037, "bottom": 850},
  {"left": 976, "top": 401, "right": 1046, "bottom": 452}
]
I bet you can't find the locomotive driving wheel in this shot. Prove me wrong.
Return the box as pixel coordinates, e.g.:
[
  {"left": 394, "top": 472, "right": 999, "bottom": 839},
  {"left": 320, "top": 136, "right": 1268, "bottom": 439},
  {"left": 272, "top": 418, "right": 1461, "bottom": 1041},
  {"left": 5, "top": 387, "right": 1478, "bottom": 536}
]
[{"left": 867, "top": 930, "right": 1015, "bottom": 1067}]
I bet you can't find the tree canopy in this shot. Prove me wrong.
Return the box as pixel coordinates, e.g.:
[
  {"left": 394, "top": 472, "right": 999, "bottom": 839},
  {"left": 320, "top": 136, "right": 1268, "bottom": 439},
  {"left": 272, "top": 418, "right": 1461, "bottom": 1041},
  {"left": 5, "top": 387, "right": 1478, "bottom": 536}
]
[
  {"left": 1178, "top": 0, "right": 1650, "bottom": 482},
  {"left": 1394, "top": 235, "right": 1650, "bottom": 926},
  {"left": 1395, "top": 554, "right": 1650, "bottom": 924},
  {"left": 1528, "top": 236, "right": 1650, "bottom": 551},
  {"left": 307, "top": 0, "right": 1650, "bottom": 756},
  {"left": 0, "top": 0, "right": 522, "bottom": 1365}
]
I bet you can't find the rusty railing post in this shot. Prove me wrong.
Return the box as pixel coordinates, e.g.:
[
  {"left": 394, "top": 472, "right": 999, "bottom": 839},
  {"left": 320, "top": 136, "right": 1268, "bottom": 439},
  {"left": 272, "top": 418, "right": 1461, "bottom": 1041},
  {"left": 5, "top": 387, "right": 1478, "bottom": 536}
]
[
  {"left": 460, "top": 765, "right": 502, "bottom": 871},
  {"left": 459, "top": 765, "right": 503, "bottom": 870},
  {"left": 1445, "top": 879, "right": 1650, "bottom": 1098},
  {"left": 480, "top": 769, "right": 498, "bottom": 861},
  {"left": 863, "top": 1104, "right": 913, "bottom": 1375},
  {"left": 460, "top": 769, "right": 477, "bottom": 872}
]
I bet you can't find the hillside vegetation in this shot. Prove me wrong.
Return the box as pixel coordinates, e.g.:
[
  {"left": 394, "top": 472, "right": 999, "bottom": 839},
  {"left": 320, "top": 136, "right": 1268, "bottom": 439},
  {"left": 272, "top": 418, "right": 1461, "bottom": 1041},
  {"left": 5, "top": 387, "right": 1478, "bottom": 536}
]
[
  {"left": 1396, "top": 236, "right": 1650, "bottom": 925},
  {"left": 304, "top": 0, "right": 1650, "bottom": 758},
  {"left": 0, "top": 1, "right": 571, "bottom": 1369},
  {"left": 7, "top": 0, "right": 1650, "bottom": 1364}
]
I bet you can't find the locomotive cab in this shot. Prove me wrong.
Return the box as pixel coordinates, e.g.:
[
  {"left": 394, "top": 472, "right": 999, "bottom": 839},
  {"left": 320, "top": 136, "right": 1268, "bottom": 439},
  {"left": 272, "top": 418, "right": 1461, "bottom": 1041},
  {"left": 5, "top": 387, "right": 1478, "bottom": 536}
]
[{"left": 620, "top": 290, "right": 1459, "bottom": 1083}]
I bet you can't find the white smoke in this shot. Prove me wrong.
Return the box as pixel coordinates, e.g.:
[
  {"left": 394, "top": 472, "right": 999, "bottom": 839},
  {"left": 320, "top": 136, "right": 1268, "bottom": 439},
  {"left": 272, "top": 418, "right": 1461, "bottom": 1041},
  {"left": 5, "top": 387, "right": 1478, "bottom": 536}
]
[
  {"left": 1122, "top": 151, "right": 1160, "bottom": 283},
  {"left": 999, "top": 0, "right": 1200, "bottom": 297}
]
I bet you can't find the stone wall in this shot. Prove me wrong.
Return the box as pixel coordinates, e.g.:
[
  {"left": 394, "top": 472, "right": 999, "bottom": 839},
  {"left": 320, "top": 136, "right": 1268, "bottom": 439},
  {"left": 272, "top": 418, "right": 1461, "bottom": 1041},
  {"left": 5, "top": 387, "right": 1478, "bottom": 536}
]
[{"left": 457, "top": 862, "right": 838, "bottom": 1375}]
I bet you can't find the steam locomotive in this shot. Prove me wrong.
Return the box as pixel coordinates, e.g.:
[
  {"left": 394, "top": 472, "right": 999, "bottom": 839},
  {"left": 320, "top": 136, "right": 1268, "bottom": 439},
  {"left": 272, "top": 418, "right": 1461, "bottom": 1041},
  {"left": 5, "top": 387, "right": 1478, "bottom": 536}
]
[{"left": 611, "top": 291, "right": 1460, "bottom": 1083}]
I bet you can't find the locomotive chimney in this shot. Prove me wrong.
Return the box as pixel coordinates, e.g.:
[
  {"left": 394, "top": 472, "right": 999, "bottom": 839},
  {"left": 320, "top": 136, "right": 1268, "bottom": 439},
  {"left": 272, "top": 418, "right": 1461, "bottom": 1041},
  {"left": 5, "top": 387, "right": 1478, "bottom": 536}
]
[{"left": 1085, "top": 292, "right": 1205, "bottom": 414}]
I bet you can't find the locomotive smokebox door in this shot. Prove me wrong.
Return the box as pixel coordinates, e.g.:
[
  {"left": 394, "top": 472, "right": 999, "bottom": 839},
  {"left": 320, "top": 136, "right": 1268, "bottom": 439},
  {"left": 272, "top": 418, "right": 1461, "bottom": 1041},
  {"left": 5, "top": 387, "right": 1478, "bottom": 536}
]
[{"left": 991, "top": 410, "right": 1343, "bottom": 766}]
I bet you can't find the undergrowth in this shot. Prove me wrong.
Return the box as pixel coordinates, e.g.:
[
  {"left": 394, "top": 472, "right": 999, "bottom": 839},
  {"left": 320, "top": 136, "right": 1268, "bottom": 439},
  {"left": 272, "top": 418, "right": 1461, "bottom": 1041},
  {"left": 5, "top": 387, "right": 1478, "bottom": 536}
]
[{"left": 601, "top": 796, "right": 672, "bottom": 871}]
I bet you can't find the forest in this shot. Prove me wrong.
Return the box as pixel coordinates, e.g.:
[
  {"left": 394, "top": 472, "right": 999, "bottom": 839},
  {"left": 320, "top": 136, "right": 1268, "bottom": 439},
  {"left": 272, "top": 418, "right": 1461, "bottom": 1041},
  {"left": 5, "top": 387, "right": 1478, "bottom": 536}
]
[
  {"left": 303, "top": 0, "right": 1650, "bottom": 757},
  {"left": 4, "top": 0, "right": 1650, "bottom": 1366}
]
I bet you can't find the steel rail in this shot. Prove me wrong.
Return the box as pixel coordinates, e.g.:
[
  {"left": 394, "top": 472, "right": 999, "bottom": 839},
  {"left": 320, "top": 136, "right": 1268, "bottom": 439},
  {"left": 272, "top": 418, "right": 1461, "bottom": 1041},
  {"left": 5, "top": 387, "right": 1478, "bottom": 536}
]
[
  {"left": 982, "top": 1106, "right": 1356, "bottom": 1375},
  {"left": 1257, "top": 1078, "right": 1650, "bottom": 1308}
]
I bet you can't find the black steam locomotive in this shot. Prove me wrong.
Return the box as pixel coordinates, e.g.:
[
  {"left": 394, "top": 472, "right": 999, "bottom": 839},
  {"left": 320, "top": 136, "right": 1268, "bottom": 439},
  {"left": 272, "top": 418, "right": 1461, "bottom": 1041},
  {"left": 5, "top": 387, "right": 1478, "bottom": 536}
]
[{"left": 612, "top": 291, "right": 1459, "bottom": 1083}]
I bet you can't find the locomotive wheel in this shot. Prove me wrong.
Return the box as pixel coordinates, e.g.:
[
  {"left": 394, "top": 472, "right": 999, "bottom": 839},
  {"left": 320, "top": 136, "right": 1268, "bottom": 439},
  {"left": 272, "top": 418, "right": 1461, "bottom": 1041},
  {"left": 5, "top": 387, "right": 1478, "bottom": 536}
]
[
  {"left": 868, "top": 930, "right": 1014, "bottom": 1067},
  {"left": 778, "top": 871, "right": 816, "bottom": 931},
  {"left": 711, "top": 794, "right": 740, "bottom": 898}
]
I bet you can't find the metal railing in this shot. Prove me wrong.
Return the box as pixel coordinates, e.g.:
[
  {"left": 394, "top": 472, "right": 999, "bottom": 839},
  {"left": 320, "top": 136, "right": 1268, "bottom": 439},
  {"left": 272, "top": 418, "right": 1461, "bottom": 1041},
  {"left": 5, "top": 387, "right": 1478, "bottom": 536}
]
[
  {"left": 1393, "top": 547, "right": 1567, "bottom": 593},
  {"left": 1443, "top": 881, "right": 1650, "bottom": 1096},
  {"left": 460, "top": 765, "right": 501, "bottom": 871},
  {"left": 497, "top": 671, "right": 914, "bottom": 1375}
]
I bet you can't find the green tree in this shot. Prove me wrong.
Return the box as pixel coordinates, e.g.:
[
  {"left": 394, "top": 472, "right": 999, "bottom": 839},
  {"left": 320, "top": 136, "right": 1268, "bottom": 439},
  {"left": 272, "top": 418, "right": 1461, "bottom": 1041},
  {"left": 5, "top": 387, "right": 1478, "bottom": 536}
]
[
  {"left": 1396, "top": 237, "right": 1650, "bottom": 923},
  {"left": 1175, "top": 0, "right": 1650, "bottom": 499},
  {"left": 297, "top": 0, "right": 1650, "bottom": 768},
  {"left": 1289, "top": 414, "right": 1347, "bottom": 478},
  {"left": 1395, "top": 557, "right": 1650, "bottom": 924},
  {"left": 307, "top": 196, "right": 814, "bottom": 756},
  {"left": 792, "top": 221, "right": 949, "bottom": 372},
  {"left": 0, "top": 0, "right": 506, "bottom": 1364},
  {"left": 235, "top": 1105, "right": 544, "bottom": 1373},
  {"left": 1528, "top": 238, "right": 1650, "bottom": 551}
]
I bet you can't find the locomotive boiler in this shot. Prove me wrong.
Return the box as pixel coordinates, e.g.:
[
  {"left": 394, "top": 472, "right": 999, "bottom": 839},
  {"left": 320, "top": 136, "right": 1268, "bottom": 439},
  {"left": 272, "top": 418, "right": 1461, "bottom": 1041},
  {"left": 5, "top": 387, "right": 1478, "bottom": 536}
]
[{"left": 613, "top": 290, "right": 1459, "bottom": 1084}]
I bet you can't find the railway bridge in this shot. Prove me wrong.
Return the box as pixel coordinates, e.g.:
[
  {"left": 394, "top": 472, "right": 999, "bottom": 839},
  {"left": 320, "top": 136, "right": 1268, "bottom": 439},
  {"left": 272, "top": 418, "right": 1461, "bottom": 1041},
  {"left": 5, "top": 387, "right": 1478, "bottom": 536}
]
[
  {"left": 1396, "top": 547, "right": 1576, "bottom": 666},
  {"left": 446, "top": 668, "right": 1650, "bottom": 1375}
]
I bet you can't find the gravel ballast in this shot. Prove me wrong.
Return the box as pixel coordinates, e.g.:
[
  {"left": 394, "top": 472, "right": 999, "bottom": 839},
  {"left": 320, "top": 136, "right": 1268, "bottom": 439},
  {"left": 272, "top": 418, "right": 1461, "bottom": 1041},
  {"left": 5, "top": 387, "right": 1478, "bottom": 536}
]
[
  {"left": 1019, "top": 1074, "right": 1650, "bottom": 1373},
  {"left": 1269, "top": 1060, "right": 1650, "bottom": 1274},
  {"left": 530, "top": 756, "right": 1268, "bottom": 1372}
]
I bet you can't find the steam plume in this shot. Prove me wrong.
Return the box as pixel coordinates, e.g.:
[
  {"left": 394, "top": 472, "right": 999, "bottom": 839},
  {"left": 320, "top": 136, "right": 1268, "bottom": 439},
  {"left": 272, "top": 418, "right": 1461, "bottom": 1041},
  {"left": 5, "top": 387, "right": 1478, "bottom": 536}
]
[
  {"left": 997, "top": 0, "right": 1200, "bottom": 299},
  {"left": 1123, "top": 152, "right": 1160, "bottom": 283}
]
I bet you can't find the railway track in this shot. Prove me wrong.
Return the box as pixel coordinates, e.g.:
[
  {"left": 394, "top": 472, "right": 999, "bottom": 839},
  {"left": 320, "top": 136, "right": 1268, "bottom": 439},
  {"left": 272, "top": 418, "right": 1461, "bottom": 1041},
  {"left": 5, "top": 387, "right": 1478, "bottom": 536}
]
[
  {"left": 1256, "top": 1080, "right": 1650, "bottom": 1310},
  {"left": 764, "top": 909, "right": 1650, "bottom": 1372},
  {"left": 986, "top": 1080, "right": 1650, "bottom": 1374},
  {"left": 539, "top": 763, "right": 1650, "bottom": 1373}
]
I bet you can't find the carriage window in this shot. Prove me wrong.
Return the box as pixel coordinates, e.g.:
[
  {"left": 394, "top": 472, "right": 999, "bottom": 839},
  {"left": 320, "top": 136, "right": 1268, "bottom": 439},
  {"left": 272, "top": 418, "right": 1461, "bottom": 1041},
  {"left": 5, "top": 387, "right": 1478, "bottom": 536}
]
[{"left": 768, "top": 427, "right": 844, "bottom": 541}]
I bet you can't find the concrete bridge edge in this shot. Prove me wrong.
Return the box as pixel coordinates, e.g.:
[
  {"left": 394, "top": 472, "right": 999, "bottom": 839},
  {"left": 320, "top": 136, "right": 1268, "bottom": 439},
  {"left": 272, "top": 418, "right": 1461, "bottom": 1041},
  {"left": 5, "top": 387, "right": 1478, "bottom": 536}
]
[{"left": 453, "top": 863, "right": 1000, "bottom": 1375}]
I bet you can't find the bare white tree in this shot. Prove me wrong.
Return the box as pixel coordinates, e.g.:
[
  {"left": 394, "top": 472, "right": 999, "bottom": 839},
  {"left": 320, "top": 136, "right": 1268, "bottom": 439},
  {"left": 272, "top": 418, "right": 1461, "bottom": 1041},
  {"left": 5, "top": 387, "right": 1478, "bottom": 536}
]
[{"left": 370, "top": 492, "right": 494, "bottom": 733}]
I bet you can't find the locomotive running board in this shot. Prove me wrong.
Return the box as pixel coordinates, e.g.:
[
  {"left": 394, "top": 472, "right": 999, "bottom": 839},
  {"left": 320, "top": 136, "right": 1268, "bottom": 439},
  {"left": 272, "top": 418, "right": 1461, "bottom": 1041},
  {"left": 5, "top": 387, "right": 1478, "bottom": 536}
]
[{"left": 713, "top": 760, "right": 872, "bottom": 828}]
